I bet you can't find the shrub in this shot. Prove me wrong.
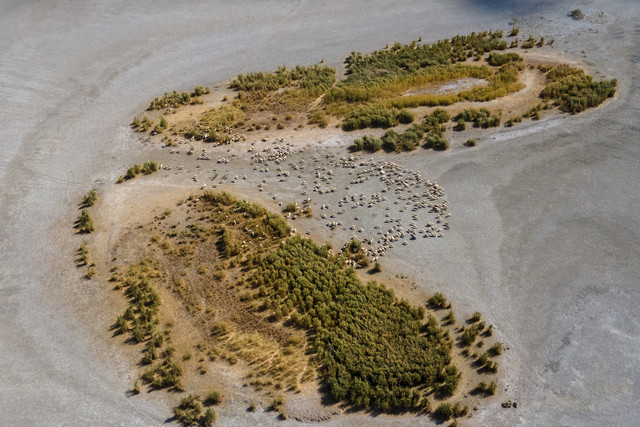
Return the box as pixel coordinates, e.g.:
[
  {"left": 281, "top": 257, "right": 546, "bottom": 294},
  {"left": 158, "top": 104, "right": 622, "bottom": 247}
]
[
  {"left": 509, "top": 26, "right": 520, "bottom": 37},
  {"left": 372, "top": 262, "right": 382, "bottom": 273},
  {"left": 487, "top": 52, "right": 522, "bottom": 66},
  {"left": 454, "top": 119, "right": 466, "bottom": 131},
  {"left": 148, "top": 91, "right": 192, "bottom": 110},
  {"left": 397, "top": 109, "right": 415, "bottom": 124},
  {"left": 434, "top": 403, "right": 453, "bottom": 421},
  {"left": 444, "top": 311, "right": 455, "bottom": 325},
  {"left": 351, "top": 135, "right": 383, "bottom": 152},
  {"left": 431, "top": 108, "right": 450, "bottom": 124},
  {"left": 284, "top": 202, "right": 298, "bottom": 213},
  {"left": 489, "top": 342, "right": 502, "bottom": 356},
  {"left": 464, "top": 138, "right": 477, "bottom": 147},
  {"left": 569, "top": 9, "right": 584, "bottom": 20},
  {"left": 82, "top": 190, "right": 97, "bottom": 207},
  {"left": 77, "top": 209, "right": 95, "bottom": 233},
  {"left": 173, "top": 395, "right": 202, "bottom": 425},
  {"left": 205, "top": 391, "right": 222, "bottom": 405},
  {"left": 423, "top": 133, "right": 449, "bottom": 150},
  {"left": 202, "top": 408, "right": 216, "bottom": 426},
  {"left": 461, "top": 327, "right": 478, "bottom": 346},
  {"left": 469, "top": 311, "right": 482, "bottom": 323},
  {"left": 428, "top": 292, "right": 448, "bottom": 309}
]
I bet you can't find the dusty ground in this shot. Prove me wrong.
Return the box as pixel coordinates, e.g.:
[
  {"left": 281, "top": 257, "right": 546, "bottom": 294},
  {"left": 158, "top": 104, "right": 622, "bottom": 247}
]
[{"left": 1, "top": 0, "right": 639, "bottom": 426}]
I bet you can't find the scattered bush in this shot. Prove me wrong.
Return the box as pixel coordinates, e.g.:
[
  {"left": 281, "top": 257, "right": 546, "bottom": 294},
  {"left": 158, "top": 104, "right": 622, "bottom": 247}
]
[
  {"left": 77, "top": 209, "right": 94, "bottom": 233},
  {"left": 454, "top": 119, "right": 466, "bottom": 131},
  {"left": 372, "top": 262, "right": 382, "bottom": 273},
  {"left": 205, "top": 391, "right": 222, "bottom": 405},
  {"left": 464, "top": 138, "right": 477, "bottom": 147},
  {"left": 82, "top": 190, "right": 97, "bottom": 207},
  {"left": 569, "top": 9, "right": 584, "bottom": 20},
  {"left": 461, "top": 326, "right": 478, "bottom": 346},
  {"left": 469, "top": 311, "right": 482, "bottom": 323},
  {"left": 121, "top": 162, "right": 158, "bottom": 182},
  {"left": 428, "top": 292, "right": 448, "bottom": 309},
  {"left": 489, "top": 342, "right": 502, "bottom": 356}
]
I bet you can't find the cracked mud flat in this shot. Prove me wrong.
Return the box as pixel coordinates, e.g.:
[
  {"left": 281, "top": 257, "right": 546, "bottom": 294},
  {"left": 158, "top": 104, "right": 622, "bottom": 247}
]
[{"left": 1, "top": 1, "right": 639, "bottom": 425}]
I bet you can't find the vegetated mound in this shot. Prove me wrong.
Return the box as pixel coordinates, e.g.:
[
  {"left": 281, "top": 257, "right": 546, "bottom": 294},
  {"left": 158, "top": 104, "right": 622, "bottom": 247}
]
[
  {"left": 105, "top": 191, "right": 501, "bottom": 419},
  {"left": 131, "top": 30, "right": 616, "bottom": 157}
]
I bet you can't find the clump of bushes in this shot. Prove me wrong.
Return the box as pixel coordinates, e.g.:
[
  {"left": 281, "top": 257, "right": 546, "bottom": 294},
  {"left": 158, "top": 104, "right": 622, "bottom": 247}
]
[
  {"left": 454, "top": 108, "right": 500, "bottom": 128},
  {"left": 461, "top": 326, "right": 478, "bottom": 346},
  {"left": 540, "top": 64, "right": 616, "bottom": 113},
  {"left": 428, "top": 292, "right": 449, "bottom": 309},
  {"left": 433, "top": 402, "right": 468, "bottom": 421},
  {"left": 148, "top": 91, "right": 192, "bottom": 110},
  {"left": 120, "top": 161, "right": 159, "bottom": 182},
  {"left": 173, "top": 395, "right": 215, "bottom": 426},
  {"left": 342, "top": 104, "right": 400, "bottom": 130},
  {"left": 475, "top": 380, "right": 497, "bottom": 396},
  {"left": 247, "top": 236, "right": 451, "bottom": 411}
]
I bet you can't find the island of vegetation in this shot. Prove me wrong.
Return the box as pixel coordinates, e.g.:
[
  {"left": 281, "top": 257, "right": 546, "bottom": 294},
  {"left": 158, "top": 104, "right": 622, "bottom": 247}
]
[
  {"left": 76, "top": 27, "right": 618, "bottom": 426},
  {"left": 132, "top": 30, "right": 615, "bottom": 154},
  {"left": 79, "top": 190, "right": 504, "bottom": 425}
]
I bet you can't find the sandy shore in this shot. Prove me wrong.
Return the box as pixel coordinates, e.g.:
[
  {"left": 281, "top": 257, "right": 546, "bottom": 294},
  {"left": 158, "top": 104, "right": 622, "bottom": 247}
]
[{"left": 1, "top": 1, "right": 639, "bottom": 425}]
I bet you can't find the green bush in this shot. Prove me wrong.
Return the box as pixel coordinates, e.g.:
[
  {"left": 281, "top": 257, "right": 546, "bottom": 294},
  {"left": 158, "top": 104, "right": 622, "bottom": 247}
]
[
  {"left": 454, "top": 119, "right": 466, "bottom": 131},
  {"left": 148, "top": 91, "right": 193, "bottom": 110},
  {"left": 489, "top": 342, "right": 502, "bottom": 356},
  {"left": 232, "top": 64, "right": 335, "bottom": 98}
]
